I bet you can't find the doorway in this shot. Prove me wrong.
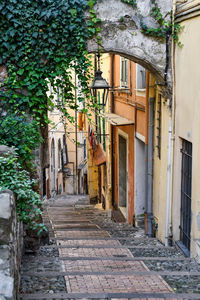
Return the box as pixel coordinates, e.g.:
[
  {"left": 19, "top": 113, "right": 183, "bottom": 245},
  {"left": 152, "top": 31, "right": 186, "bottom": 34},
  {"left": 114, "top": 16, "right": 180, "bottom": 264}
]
[
  {"left": 180, "top": 139, "right": 192, "bottom": 252},
  {"left": 118, "top": 134, "right": 128, "bottom": 218},
  {"left": 51, "top": 138, "right": 56, "bottom": 194}
]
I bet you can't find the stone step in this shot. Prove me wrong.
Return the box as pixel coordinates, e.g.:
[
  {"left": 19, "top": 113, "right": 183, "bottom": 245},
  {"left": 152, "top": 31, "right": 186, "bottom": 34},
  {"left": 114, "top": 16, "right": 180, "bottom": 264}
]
[
  {"left": 19, "top": 292, "right": 200, "bottom": 299},
  {"left": 21, "top": 270, "right": 200, "bottom": 277}
]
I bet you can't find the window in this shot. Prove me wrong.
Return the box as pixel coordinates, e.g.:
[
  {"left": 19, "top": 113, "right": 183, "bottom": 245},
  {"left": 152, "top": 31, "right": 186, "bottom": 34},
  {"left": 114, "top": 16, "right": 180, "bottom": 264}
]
[
  {"left": 63, "top": 134, "right": 69, "bottom": 165},
  {"left": 84, "top": 138, "right": 86, "bottom": 159},
  {"left": 136, "top": 63, "right": 146, "bottom": 90},
  {"left": 180, "top": 139, "right": 192, "bottom": 252},
  {"left": 56, "top": 86, "right": 64, "bottom": 108},
  {"left": 49, "top": 84, "right": 63, "bottom": 113},
  {"left": 120, "top": 57, "right": 129, "bottom": 88},
  {"left": 58, "top": 139, "right": 62, "bottom": 170}
]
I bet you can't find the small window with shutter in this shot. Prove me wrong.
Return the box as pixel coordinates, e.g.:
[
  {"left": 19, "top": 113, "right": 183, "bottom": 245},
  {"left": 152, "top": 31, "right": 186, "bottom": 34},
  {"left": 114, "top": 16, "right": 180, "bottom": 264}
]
[
  {"left": 120, "top": 57, "right": 129, "bottom": 88},
  {"left": 136, "top": 63, "right": 146, "bottom": 90}
]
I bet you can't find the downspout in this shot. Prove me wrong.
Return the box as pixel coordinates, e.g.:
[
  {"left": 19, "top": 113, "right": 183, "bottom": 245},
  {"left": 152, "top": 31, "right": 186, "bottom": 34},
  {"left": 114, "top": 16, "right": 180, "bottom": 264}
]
[
  {"left": 147, "top": 96, "right": 154, "bottom": 237},
  {"left": 165, "top": 5, "right": 176, "bottom": 247},
  {"left": 165, "top": 114, "right": 172, "bottom": 246},
  {"left": 94, "top": 54, "right": 98, "bottom": 136},
  {"left": 75, "top": 72, "right": 78, "bottom": 195},
  {"left": 111, "top": 54, "right": 116, "bottom": 208},
  {"left": 145, "top": 72, "right": 149, "bottom": 235}
]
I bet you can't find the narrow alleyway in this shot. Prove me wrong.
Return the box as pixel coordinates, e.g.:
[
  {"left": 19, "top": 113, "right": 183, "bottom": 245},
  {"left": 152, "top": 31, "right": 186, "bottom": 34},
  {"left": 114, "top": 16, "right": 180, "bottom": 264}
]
[{"left": 19, "top": 195, "right": 200, "bottom": 299}]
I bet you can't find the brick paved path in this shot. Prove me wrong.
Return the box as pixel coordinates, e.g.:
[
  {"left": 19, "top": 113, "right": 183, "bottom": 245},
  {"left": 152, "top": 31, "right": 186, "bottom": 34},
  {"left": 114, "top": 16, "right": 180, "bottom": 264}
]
[{"left": 19, "top": 195, "right": 200, "bottom": 299}]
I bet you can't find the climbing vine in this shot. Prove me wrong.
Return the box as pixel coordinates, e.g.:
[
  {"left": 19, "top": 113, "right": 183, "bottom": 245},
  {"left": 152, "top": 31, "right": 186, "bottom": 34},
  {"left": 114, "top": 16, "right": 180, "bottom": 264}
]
[
  {"left": 0, "top": 0, "right": 98, "bottom": 231},
  {"left": 121, "top": 0, "right": 137, "bottom": 8},
  {"left": 0, "top": 151, "right": 46, "bottom": 233},
  {"left": 0, "top": 106, "right": 42, "bottom": 169},
  {"left": 0, "top": 0, "right": 95, "bottom": 123},
  {"left": 140, "top": 0, "right": 183, "bottom": 46}
]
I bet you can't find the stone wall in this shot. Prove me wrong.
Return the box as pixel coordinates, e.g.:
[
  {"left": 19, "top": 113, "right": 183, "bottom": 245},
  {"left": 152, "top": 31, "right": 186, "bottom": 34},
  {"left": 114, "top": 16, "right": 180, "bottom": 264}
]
[
  {"left": 0, "top": 191, "right": 23, "bottom": 300},
  {"left": 87, "top": 0, "right": 173, "bottom": 86}
]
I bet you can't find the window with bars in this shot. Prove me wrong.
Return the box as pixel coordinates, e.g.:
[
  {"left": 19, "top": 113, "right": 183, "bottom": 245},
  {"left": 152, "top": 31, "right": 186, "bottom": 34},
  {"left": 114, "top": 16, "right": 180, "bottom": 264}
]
[
  {"left": 156, "top": 94, "right": 162, "bottom": 159},
  {"left": 136, "top": 63, "right": 146, "bottom": 90},
  {"left": 120, "top": 57, "right": 129, "bottom": 88},
  {"left": 180, "top": 139, "right": 192, "bottom": 251}
]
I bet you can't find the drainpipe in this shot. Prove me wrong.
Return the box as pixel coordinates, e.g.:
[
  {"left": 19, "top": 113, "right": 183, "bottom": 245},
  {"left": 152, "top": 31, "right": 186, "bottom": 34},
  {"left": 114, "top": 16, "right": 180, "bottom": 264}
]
[
  {"left": 147, "top": 97, "right": 154, "bottom": 237},
  {"left": 75, "top": 72, "right": 78, "bottom": 195},
  {"left": 165, "top": 112, "right": 172, "bottom": 246},
  {"left": 165, "top": 2, "right": 176, "bottom": 246},
  {"left": 111, "top": 54, "right": 116, "bottom": 209}
]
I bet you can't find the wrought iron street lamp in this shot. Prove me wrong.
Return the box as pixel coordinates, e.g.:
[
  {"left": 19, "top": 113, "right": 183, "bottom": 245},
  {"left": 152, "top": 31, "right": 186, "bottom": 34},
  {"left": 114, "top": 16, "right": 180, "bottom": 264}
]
[{"left": 90, "top": 52, "right": 110, "bottom": 108}]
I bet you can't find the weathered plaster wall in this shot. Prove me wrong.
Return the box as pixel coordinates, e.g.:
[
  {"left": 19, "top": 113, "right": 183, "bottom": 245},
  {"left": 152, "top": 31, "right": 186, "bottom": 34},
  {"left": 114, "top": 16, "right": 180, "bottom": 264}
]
[
  {"left": 0, "top": 146, "right": 23, "bottom": 300},
  {"left": 173, "top": 14, "right": 200, "bottom": 260},
  {"left": 0, "top": 192, "right": 23, "bottom": 300},
  {"left": 88, "top": 0, "right": 173, "bottom": 84},
  {"left": 153, "top": 94, "right": 171, "bottom": 242}
]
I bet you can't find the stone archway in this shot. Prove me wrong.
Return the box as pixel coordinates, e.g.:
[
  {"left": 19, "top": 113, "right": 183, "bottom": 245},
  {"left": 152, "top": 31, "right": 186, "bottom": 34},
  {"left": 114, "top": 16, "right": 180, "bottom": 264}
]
[{"left": 87, "top": 0, "right": 173, "bottom": 87}]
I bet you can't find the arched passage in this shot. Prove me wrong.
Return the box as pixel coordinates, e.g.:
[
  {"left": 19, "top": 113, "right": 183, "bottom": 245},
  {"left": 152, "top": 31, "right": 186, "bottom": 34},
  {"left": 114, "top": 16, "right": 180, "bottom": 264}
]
[{"left": 87, "top": 0, "right": 172, "bottom": 88}]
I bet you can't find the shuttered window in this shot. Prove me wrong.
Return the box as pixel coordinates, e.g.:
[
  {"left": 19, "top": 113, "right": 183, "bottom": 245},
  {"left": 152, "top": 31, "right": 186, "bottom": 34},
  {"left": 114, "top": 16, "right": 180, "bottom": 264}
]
[
  {"left": 136, "top": 63, "right": 146, "bottom": 90},
  {"left": 120, "top": 57, "right": 129, "bottom": 88}
]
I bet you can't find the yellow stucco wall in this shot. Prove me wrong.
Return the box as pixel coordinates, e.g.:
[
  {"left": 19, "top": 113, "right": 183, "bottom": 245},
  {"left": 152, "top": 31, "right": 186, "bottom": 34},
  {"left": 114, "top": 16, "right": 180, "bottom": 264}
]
[
  {"left": 86, "top": 53, "right": 112, "bottom": 206},
  {"left": 173, "top": 15, "right": 200, "bottom": 259},
  {"left": 153, "top": 88, "right": 171, "bottom": 243}
]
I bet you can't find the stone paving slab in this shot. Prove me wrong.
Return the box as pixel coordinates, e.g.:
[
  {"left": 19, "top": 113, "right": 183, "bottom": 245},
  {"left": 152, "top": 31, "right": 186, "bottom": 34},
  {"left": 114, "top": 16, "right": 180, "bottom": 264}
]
[
  {"left": 58, "top": 247, "right": 132, "bottom": 258},
  {"left": 55, "top": 230, "right": 110, "bottom": 238},
  {"left": 65, "top": 274, "right": 173, "bottom": 293},
  {"left": 53, "top": 224, "right": 98, "bottom": 230},
  {"left": 20, "top": 195, "right": 200, "bottom": 299},
  {"left": 52, "top": 205, "right": 175, "bottom": 297},
  {"left": 57, "top": 239, "right": 121, "bottom": 247},
  {"left": 62, "top": 260, "right": 148, "bottom": 273},
  {"left": 50, "top": 218, "right": 90, "bottom": 222}
]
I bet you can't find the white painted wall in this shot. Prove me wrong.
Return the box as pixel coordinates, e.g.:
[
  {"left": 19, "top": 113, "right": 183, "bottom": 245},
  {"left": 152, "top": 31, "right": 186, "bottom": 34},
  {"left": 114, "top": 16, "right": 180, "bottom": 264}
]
[{"left": 134, "top": 137, "right": 146, "bottom": 216}]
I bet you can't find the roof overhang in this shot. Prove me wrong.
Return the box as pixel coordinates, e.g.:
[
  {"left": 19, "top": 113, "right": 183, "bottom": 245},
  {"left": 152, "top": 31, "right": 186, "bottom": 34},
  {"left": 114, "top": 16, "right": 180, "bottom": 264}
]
[{"left": 102, "top": 113, "right": 134, "bottom": 126}]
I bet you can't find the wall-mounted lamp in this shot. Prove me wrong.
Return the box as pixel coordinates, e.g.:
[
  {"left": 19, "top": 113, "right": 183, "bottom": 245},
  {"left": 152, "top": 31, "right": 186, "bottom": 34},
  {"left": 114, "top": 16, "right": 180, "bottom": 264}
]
[{"left": 90, "top": 51, "right": 110, "bottom": 108}]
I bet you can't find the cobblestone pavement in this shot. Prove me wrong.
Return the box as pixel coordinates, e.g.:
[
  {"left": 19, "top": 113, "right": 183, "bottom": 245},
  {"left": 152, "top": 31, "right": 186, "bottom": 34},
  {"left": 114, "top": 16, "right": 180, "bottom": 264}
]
[{"left": 19, "top": 195, "right": 200, "bottom": 299}]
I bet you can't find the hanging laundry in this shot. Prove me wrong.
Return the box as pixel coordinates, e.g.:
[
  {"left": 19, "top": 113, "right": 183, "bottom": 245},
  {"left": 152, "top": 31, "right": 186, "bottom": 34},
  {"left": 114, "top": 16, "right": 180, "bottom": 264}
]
[{"left": 90, "top": 130, "right": 93, "bottom": 147}]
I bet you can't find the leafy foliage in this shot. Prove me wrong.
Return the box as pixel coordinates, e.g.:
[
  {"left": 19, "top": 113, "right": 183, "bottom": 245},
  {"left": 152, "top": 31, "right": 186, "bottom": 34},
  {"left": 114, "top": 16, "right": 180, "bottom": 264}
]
[
  {"left": 0, "top": 152, "right": 46, "bottom": 233},
  {"left": 0, "top": 107, "right": 42, "bottom": 169},
  {"left": 0, "top": 0, "right": 98, "bottom": 230},
  {"left": 140, "top": 0, "right": 183, "bottom": 46},
  {"left": 121, "top": 0, "right": 137, "bottom": 8},
  {"left": 0, "top": 0, "right": 94, "bottom": 124}
]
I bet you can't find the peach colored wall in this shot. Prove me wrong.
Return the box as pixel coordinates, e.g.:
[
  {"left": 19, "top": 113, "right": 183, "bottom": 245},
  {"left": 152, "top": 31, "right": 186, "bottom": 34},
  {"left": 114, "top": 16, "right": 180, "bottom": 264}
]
[
  {"left": 136, "top": 110, "right": 146, "bottom": 137},
  {"left": 113, "top": 54, "right": 148, "bottom": 140},
  {"left": 112, "top": 54, "right": 148, "bottom": 224},
  {"left": 114, "top": 99, "right": 135, "bottom": 122}
]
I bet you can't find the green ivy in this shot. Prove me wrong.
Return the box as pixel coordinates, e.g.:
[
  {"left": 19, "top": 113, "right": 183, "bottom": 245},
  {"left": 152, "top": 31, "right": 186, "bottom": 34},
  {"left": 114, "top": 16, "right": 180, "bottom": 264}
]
[
  {"left": 140, "top": 0, "right": 183, "bottom": 46},
  {"left": 0, "top": 0, "right": 94, "bottom": 125},
  {"left": 0, "top": 152, "right": 46, "bottom": 233},
  {"left": 121, "top": 0, "right": 137, "bottom": 8},
  {"left": 0, "top": 108, "right": 43, "bottom": 169},
  {"left": 0, "top": 0, "right": 98, "bottom": 230}
]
